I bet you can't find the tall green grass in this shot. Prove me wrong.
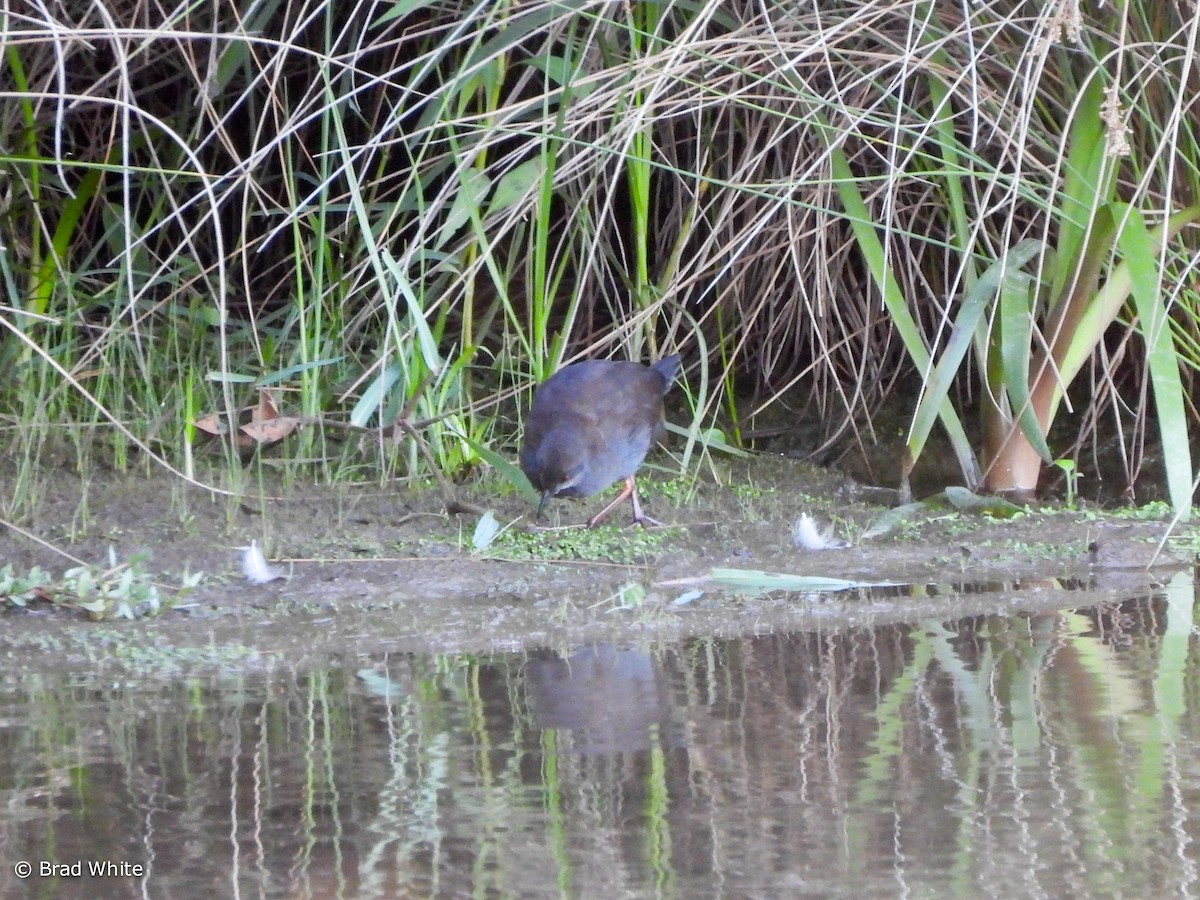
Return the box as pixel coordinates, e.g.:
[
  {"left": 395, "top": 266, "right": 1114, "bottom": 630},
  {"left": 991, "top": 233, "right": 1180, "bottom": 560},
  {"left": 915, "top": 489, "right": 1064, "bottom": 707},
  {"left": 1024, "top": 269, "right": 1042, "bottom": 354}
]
[{"left": 1, "top": 1, "right": 1197, "bottom": 519}]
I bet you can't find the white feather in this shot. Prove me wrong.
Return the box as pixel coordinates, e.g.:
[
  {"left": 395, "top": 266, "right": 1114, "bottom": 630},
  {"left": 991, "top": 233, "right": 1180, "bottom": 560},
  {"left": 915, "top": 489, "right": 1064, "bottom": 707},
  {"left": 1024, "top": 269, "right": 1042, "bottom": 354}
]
[
  {"left": 791, "top": 513, "right": 850, "bottom": 551},
  {"left": 241, "top": 540, "right": 283, "bottom": 584}
]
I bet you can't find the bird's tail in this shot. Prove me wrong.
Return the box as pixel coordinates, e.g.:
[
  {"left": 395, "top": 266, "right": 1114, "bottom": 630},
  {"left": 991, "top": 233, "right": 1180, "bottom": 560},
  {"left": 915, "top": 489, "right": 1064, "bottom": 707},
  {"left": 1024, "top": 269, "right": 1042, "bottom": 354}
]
[{"left": 651, "top": 353, "right": 682, "bottom": 389}]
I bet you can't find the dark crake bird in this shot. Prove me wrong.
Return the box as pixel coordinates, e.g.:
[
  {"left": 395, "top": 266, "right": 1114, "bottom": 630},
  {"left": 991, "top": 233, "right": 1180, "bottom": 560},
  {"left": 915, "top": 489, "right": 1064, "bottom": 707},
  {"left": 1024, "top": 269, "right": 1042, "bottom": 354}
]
[{"left": 520, "top": 354, "right": 683, "bottom": 528}]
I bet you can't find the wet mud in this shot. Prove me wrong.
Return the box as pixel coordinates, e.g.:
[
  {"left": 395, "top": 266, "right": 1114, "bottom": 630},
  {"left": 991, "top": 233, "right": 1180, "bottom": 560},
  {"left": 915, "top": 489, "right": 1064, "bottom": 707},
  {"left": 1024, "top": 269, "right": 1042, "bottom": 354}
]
[{"left": 1, "top": 453, "right": 1193, "bottom": 673}]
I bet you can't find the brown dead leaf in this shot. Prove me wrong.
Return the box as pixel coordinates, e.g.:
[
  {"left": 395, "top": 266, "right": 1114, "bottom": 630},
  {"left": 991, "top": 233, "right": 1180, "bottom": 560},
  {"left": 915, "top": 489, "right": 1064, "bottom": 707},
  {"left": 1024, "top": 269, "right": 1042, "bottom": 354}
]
[
  {"left": 252, "top": 390, "right": 280, "bottom": 423},
  {"left": 192, "top": 389, "right": 301, "bottom": 447},
  {"left": 240, "top": 416, "right": 303, "bottom": 444},
  {"left": 193, "top": 413, "right": 228, "bottom": 436}
]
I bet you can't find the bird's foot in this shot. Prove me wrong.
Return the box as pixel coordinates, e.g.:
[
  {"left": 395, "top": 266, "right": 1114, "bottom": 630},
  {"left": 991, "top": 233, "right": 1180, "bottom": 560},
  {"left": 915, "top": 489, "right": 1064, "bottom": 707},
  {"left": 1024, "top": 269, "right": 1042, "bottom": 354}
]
[
  {"left": 628, "top": 512, "right": 665, "bottom": 528},
  {"left": 625, "top": 483, "right": 666, "bottom": 528},
  {"left": 585, "top": 477, "right": 672, "bottom": 529}
]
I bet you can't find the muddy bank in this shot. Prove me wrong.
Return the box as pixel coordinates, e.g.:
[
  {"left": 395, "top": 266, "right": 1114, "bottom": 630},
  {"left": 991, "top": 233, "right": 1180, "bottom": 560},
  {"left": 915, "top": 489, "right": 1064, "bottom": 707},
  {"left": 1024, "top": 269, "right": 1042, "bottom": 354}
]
[{"left": 1, "top": 454, "right": 1193, "bottom": 671}]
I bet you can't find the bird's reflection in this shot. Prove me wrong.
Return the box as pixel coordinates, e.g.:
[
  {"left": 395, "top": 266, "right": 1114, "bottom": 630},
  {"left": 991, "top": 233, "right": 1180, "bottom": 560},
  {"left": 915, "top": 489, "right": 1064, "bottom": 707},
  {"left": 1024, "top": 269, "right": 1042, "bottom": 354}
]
[{"left": 526, "top": 645, "right": 683, "bottom": 755}]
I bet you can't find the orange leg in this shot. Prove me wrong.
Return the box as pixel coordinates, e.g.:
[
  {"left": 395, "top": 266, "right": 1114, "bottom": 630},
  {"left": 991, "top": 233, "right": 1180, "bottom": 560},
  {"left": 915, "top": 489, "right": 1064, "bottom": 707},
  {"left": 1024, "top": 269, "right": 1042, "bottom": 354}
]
[{"left": 587, "top": 476, "right": 664, "bottom": 528}]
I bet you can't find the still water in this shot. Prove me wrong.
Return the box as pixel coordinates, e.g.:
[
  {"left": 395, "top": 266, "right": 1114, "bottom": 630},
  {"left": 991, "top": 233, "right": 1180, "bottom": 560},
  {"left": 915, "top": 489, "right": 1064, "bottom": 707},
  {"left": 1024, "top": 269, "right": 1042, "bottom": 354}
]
[{"left": 2, "top": 572, "right": 1198, "bottom": 898}]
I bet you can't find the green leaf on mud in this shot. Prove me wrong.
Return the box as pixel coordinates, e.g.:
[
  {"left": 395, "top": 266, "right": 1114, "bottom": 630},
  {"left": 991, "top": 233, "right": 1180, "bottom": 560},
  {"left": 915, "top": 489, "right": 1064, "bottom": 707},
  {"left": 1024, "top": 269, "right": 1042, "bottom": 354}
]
[
  {"left": 942, "top": 486, "right": 1023, "bottom": 517},
  {"left": 707, "top": 568, "right": 897, "bottom": 594},
  {"left": 862, "top": 488, "right": 1022, "bottom": 539}
]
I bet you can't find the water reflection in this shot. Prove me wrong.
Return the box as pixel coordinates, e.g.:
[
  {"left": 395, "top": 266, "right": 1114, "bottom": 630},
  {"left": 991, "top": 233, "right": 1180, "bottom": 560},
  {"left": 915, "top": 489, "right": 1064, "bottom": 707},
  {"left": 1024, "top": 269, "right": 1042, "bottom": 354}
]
[
  {"left": 1, "top": 572, "right": 1199, "bottom": 897},
  {"left": 526, "top": 645, "right": 682, "bottom": 755}
]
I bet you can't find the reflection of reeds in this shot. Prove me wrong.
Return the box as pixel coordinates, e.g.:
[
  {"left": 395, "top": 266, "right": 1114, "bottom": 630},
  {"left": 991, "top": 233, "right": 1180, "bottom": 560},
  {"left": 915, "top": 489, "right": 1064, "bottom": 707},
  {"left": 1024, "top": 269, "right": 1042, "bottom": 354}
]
[
  {"left": 2, "top": 584, "right": 1197, "bottom": 893},
  {"left": 1, "top": 3, "right": 1197, "bottom": 514}
]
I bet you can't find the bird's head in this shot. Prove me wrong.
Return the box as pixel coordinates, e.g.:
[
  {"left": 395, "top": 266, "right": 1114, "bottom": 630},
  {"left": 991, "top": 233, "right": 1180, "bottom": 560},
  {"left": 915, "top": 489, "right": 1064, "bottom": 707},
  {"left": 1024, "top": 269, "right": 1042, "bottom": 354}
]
[{"left": 523, "top": 432, "right": 589, "bottom": 519}]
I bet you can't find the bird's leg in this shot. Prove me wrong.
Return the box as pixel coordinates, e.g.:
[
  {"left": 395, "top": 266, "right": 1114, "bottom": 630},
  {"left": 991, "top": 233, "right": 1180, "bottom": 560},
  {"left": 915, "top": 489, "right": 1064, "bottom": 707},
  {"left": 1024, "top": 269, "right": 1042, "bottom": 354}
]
[
  {"left": 626, "top": 480, "right": 664, "bottom": 528},
  {"left": 585, "top": 477, "right": 633, "bottom": 528},
  {"left": 587, "top": 476, "right": 663, "bottom": 528}
]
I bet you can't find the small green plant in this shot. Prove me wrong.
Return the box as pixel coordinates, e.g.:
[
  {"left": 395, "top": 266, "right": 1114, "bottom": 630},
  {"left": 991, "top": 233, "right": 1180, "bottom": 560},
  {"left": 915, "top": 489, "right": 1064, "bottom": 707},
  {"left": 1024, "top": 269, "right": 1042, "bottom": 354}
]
[
  {"left": 647, "top": 475, "right": 695, "bottom": 504},
  {"left": 0, "top": 550, "right": 203, "bottom": 619},
  {"left": 1166, "top": 527, "right": 1200, "bottom": 556},
  {"left": 486, "top": 523, "right": 671, "bottom": 564},
  {"left": 1121, "top": 501, "right": 1172, "bottom": 520},
  {"left": 0, "top": 564, "right": 54, "bottom": 606},
  {"left": 732, "top": 480, "right": 772, "bottom": 502},
  {"left": 1054, "top": 458, "right": 1082, "bottom": 510}
]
